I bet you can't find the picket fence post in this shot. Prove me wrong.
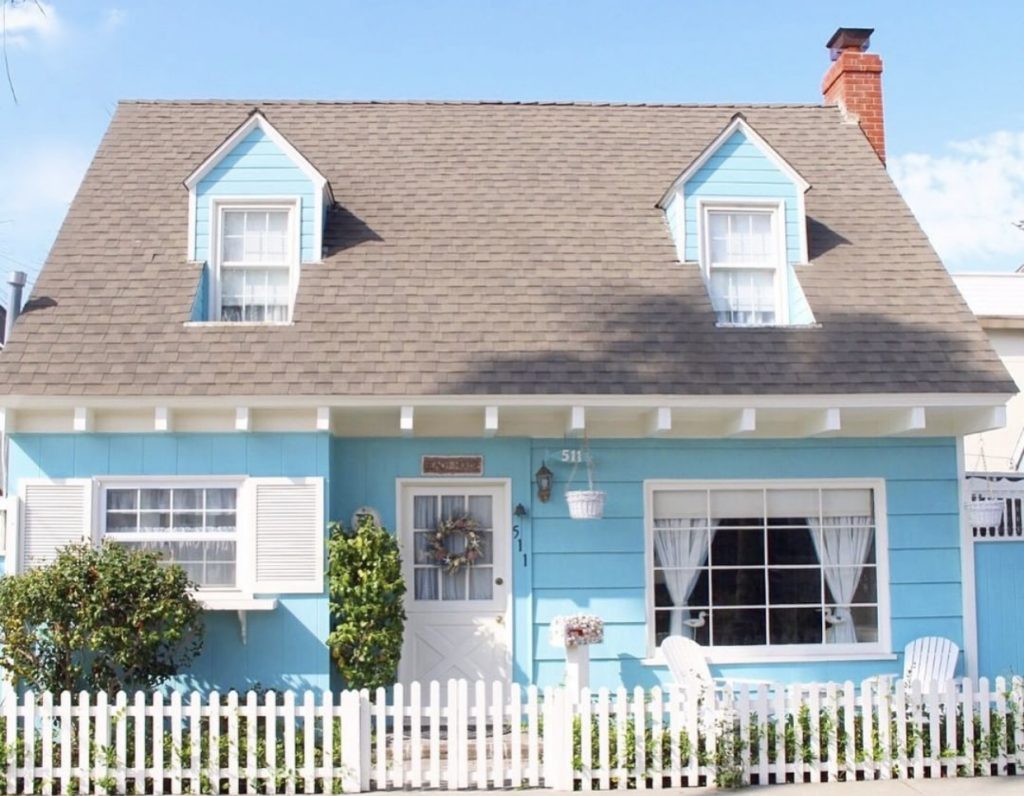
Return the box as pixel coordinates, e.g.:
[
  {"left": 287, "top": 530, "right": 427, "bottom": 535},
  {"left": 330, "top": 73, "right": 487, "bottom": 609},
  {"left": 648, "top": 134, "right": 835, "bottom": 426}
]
[{"left": 339, "top": 689, "right": 363, "bottom": 793}]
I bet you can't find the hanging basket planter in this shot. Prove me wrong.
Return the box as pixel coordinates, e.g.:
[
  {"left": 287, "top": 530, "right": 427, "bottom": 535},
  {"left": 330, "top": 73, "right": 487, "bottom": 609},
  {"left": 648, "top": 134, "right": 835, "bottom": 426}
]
[
  {"left": 967, "top": 498, "right": 1004, "bottom": 528},
  {"left": 565, "top": 434, "right": 606, "bottom": 519},
  {"left": 566, "top": 489, "right": 606, "bottom": 520}
]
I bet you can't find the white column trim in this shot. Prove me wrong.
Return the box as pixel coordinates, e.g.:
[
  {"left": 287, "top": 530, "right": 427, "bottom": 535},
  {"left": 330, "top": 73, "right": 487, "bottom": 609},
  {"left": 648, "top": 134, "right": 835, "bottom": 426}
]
[{"left": 957, "top": 436, "right": 979, "bottom": 680}]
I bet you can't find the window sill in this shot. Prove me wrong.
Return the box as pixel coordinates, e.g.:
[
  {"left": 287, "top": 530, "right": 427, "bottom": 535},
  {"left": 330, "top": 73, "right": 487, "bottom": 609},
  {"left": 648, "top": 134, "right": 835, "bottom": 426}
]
[
  {"left": 714, "top": 322, "right": 821, "bottom": 330},
  {"left": 183, "top": 321, "right": 294, "bottom": 328},
  {"left": 643, "top": 650, "right": 897, "bottom": 667}
]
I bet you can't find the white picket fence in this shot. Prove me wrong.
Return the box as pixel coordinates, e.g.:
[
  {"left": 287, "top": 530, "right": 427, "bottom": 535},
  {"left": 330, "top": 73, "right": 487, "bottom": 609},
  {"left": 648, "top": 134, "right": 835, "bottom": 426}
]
[{"left": 2, "top": 676, "right": 1024, "bottom": 793}]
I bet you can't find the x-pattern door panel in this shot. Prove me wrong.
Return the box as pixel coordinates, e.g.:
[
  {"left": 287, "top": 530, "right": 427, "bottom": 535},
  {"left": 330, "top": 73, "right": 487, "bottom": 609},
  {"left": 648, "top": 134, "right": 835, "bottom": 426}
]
[{"left": 399, "top": 482, "right": 511, "bottom": 685}]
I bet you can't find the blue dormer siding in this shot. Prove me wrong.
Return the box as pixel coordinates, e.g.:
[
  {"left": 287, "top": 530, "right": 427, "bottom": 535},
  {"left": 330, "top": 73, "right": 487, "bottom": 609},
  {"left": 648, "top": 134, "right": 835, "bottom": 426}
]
[
  {"left": 682, "top": 130, "right": 802, "bottom": 264},
  {"left": 192, "top": 127, "right": 317, "bottom": 263}
]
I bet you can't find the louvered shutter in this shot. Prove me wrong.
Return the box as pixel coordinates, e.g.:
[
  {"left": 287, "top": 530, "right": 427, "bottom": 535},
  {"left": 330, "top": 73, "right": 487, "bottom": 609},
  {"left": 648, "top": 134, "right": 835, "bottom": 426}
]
[
  {"left": 250, "top": 477, "right": 324, "bottom": 593},
  {"left": 18, "top": 480, "right": 93, "bottom": 572}
]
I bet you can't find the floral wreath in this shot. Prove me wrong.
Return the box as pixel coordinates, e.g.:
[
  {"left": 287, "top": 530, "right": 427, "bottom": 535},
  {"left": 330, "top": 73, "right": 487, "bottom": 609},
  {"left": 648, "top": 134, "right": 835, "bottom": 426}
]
[{"left": 428, "top": 514, "right": 484, "bottom": 573}]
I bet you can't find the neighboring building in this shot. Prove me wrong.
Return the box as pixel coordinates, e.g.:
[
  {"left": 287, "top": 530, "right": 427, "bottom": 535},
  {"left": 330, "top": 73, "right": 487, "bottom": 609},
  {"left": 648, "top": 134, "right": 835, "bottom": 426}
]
[
  {"left": 953, "top": 271, "right": 1024, "bottom": 679},
  {"left": 954, "top": 271, "right": 1024, "bottom": 473},
  {"left": 0, "top": 28, "right": 1014, "bottom": 692}
]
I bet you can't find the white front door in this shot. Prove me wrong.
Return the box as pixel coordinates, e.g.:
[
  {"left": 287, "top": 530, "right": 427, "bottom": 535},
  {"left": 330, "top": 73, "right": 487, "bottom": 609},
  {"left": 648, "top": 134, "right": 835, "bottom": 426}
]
[{"left": 399, "top": 481, "right": 511, "bottom": 685}]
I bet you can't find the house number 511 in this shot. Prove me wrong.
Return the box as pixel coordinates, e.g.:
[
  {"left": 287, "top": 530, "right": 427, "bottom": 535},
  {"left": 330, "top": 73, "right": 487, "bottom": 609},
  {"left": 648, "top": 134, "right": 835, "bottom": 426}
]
[{"left": 561, "top": 449, "right": 583, "bottom": 463}]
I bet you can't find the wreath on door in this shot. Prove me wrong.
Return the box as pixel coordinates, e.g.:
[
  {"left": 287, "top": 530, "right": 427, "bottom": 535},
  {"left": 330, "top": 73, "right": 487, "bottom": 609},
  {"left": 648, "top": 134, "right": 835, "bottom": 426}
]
[{"left": 428, "top": 514, "right": 484, "bottom": 573}]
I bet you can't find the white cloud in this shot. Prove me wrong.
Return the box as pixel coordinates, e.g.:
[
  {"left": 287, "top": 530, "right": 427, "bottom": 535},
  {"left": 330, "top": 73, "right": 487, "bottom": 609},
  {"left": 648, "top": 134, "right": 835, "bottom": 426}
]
[
  {"left": 2, "top": 1, "right": 60, "bottom": 48},
  {"left": 100, "top": 7, "right": 125, "bottom": 33},
  {"left": 890, "top": 130, "right": 1024, "bottom": 272}
]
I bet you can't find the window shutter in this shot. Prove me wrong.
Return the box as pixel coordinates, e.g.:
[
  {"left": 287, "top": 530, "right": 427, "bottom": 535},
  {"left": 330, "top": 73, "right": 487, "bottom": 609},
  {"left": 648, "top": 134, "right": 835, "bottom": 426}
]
[
  {"left": 250, "top": 477, "right": 324, "bottom": 594},
  {"left": 18, "top": 479, "right": 93, "bottom": 572}
]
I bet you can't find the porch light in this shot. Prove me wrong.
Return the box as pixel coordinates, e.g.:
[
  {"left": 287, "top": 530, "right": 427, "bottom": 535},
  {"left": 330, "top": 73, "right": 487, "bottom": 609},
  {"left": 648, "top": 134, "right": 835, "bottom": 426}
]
[{"left": 535, "top": 463, "right": 553, "bottom": 503}]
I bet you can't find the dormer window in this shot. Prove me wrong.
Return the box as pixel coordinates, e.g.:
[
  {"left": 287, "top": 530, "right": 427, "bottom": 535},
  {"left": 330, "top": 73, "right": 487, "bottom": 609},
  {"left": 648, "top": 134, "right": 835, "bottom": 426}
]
[
  {"left": 212, "top": 202, "right": 297, "bottom": 323},
  {"left": 704, "top": 205, "right": 787, "bottom": 326}
]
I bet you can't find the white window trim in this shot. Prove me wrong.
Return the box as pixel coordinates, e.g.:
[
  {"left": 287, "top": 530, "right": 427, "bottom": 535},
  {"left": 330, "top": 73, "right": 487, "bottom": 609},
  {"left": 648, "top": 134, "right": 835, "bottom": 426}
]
[
  {"left": 642, "top": 477, "right": 892, "bottom": 664},
  {"left": 208, "top": 197, "right": 301, "bottom": 324},
  {"left": 95, "top": 476, "right": 252, "bottom": 603},
  {"left": 697, "top": 198, "right": 790, "bottom": 327}
]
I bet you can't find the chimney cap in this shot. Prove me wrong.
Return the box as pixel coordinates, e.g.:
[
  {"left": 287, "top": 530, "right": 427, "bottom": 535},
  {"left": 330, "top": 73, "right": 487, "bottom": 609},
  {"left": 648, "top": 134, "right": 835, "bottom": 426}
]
[
  {"left": 826, "top": 27, "right": 874, "bottom": 60},
  {"left": 7, "top": 271, "right": 26, "bottom": 288}
]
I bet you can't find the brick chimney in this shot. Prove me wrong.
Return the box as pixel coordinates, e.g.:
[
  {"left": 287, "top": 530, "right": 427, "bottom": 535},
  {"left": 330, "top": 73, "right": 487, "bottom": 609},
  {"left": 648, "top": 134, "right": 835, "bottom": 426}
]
[{"left": 822, "top": 27, "right": 885, "bottom": 164}]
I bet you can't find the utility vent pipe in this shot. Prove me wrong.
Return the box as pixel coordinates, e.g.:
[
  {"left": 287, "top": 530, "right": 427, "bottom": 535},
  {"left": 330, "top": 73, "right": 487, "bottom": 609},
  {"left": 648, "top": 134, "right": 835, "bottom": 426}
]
[{"left": 4, "top": 271, "right": 27, "bottom": 344}]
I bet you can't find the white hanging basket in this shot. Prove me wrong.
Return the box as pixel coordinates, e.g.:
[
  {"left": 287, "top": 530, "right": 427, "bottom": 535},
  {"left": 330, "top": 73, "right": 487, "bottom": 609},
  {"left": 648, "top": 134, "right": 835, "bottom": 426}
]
[
  {"left": 967, "top": 498, "right": 1004, "bottom": 528},
  {"left": 566, "top": 489, "right": 606, "bottom": 520}
]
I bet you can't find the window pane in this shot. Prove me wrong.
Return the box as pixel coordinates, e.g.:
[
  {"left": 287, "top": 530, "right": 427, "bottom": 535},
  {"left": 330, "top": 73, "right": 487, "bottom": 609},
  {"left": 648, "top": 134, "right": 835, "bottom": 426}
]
[
  {"left": 222, "top": 236, "right": 244, "bottom": 263},
  {"left": 653, "top": 489, "right": 706, "bottom": 520},
  {"left": 141, "top": 489, "right": 170, "bottom": 510},
  {"left": 440, "top": 496, "right": 464, "bottom": 522},
  {"left": 173, "top": 489, "right": 202, "bottom": 511},
  {"left": 106, "top": 512, "right": 138, "bottom": 532},
  {"left": 223, "top": 211, "right": 245, "bottom": 236},
  {"left": 710, "top": 489, "right": 762, "bottom": 521},
  {"left": 206, "top": 489, "right": 236, "bottom": 511},
  {"left": 206, "top": 512, "right": 236, "bottom": 530},
  {"left": 441, "top": 569, "right": 466, "bottom": 600},
  {"left": 767, "top": 526, "right": 818, "bottom": 565},
  {"left": 653, "top": 526, "right": 710, "bottom": 569},
  {"left": 415, "top": 568, "right": 438, "bottom": 600},
  {"left": 172, "top": 512, "right": 204, "bottom": 532},
  {"left": 850, "top": 566, "right": 878, "bottom": 603},
  {"left": 768, "top": 567, "right": 821, "bottom": 605},
  {"left": 769, "top": 608, "right": 823, "bottom": 644},
  {"left": 710, "top": 268, "right": 776, "bottom": 325},
  {"left": 467, "top": 495, "right": 493, "bottom": 528},
  {"left": 107, "top": 489, "right": 137, "bottom": 511},
  {"left": 114, "top": 540, "right": 236, "bottom": 588},
  {"left": 711, "top": 568, "right": 765, "bottom": 606},
  {"left": 140, "top": 511, "right": 170, "bottom": 531},
  {"left": 711, "top": 608, "right": 766, "bottom": 646},
  {"left": 414, "top": 496, "right": 437, "bottom": 530},
  {"left": 708, "top": 212, "right": 773, "bottom": 266},
  {"left": 766, "top": 489, "right": 819, "bottom": 518},
  {"left": 468, "top": 566, "right": 493, "bottom": 600},
  {"left": 845, "top": 606, "right": 878, "bottom": 643},
  {"left": 822, "top": 489, "right": 873, "bottom": 518},
  {"left": 710, "top": 528, "right": 764, "bottom": 566}
]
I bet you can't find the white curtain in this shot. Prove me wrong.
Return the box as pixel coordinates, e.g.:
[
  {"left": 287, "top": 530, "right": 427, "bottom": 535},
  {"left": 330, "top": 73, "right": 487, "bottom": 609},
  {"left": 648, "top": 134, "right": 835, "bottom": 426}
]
[
  {"left": 653, "top": 518, "right": 716, "bottom": 638},
  {"left": 807, "top": 516, "right": 873, "bottom": 643}
]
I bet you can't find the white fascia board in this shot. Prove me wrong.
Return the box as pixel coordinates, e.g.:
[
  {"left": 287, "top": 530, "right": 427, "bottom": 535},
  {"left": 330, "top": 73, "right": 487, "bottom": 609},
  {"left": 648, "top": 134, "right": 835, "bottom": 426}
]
[
  {"left": 656, "top": 114, "right": 810, "bottom": 210},
  {"left": 0, "top": 392, "right": 1013, "bottom": 412}
]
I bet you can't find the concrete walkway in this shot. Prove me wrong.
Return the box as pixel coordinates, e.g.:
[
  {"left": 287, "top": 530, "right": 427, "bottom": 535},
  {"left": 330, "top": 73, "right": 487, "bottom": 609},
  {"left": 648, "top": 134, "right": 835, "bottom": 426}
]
[{"left": 435, "top": 779, "right": 1024, "bottom": 794}]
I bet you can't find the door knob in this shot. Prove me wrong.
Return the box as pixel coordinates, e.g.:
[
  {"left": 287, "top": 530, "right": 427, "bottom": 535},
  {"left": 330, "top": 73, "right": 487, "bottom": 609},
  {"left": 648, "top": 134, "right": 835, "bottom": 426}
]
[
  {"left": 496, "top": 615, "right": 504, "bottom": 624},
  {"left": 495, "top": 577, "right": 504, "bottom": 585}
]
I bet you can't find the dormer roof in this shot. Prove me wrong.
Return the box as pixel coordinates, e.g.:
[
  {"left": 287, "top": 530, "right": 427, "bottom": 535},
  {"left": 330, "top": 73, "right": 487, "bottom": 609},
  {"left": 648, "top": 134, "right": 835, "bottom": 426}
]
[{"left": 657, "top": 113, "right": 810, "bottom": 209}]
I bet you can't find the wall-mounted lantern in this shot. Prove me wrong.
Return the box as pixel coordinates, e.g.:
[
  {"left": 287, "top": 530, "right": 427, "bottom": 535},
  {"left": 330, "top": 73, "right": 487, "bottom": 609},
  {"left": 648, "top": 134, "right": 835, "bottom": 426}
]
[{"left": 535, "top": 463, "right": 553, "bottom": 503}]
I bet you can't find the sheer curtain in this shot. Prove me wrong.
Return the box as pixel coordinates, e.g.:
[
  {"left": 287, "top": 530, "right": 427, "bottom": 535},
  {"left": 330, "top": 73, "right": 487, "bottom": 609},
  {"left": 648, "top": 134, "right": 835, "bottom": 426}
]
[
  {"left": 653, "top": 518, "right": 716, "bottom": 637},
  {"left": 807, "top": 516, "right": 873, "bottom": 643}
]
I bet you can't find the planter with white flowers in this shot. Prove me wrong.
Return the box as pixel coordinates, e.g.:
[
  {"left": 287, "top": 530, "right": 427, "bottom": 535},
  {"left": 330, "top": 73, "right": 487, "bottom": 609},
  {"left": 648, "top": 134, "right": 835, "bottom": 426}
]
[
  {"left": 550, "top": 614, "right": 604, "bottom": 698},
  {"left": 565, "top": 438, "right": 606, "bottom": 520}
]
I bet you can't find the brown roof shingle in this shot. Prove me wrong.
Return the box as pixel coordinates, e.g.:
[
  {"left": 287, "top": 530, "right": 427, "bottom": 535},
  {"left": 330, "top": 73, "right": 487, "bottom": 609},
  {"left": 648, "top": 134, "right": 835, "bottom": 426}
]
[{"left": 0, "top": 100, "right": 1013, "bottom": 397}]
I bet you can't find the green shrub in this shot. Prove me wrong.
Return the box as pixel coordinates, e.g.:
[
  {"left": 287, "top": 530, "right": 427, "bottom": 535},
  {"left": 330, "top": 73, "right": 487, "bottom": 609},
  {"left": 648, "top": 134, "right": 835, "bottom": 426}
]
[
  {"left": 326, "top": 516, "right": 406, "bottom": 690},
  {"left": 0, "top": 542, "right": 204, "bottom": 694}
]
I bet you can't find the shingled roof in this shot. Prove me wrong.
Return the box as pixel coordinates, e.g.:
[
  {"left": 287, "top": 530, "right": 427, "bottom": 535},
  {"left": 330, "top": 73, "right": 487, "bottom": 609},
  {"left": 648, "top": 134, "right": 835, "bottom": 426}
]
[{"left": 0, "top": 100, "right": 1013, "bottom": 398}]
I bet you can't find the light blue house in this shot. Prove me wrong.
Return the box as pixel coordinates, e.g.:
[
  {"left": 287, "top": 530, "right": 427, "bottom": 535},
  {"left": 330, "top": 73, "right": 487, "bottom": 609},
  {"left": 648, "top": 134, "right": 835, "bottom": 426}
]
[{"left": 0, "top": 30, "right": 1017, "bottom": 693}]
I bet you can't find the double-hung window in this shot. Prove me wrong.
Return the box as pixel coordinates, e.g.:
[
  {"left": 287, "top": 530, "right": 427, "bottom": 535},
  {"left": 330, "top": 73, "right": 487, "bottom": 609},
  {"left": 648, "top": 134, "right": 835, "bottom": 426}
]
[
  {"left": 215, "top": 205, "right": 295, "bottom": 322},
  {"left": 704, "top": 206, "right": 786, "bottom": 326},
  {"left": 103, "top": 483, "right": 240, "bottom": 589},
  {"left": 647, "top": 480, "right": 888, "bottom": 659}
]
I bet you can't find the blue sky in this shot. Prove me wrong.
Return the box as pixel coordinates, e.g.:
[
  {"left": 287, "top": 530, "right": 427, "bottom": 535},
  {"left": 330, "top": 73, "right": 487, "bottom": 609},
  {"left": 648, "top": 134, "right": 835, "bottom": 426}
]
[{"left": 2, "top": 0, "right": 1023, "bottom": 285}]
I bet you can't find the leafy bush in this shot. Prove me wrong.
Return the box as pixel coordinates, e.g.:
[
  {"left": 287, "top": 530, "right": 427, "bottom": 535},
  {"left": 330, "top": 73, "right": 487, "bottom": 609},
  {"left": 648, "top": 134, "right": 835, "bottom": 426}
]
[
  {"left": 0, "top": 542, "right": 204, "bottom": 693},
  {"left": 326, "top": 516, "right": 406, "bottom": 690}
]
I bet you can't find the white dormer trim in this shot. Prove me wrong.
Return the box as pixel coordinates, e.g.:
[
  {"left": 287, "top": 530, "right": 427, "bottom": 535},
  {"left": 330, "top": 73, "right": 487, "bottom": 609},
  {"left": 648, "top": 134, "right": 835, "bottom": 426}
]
[
  {"left": 184, "top": 110, "right": 333, "bottom": 262},
  {"left": 657, "top": 114, "right": 810, "bottom": 265}
]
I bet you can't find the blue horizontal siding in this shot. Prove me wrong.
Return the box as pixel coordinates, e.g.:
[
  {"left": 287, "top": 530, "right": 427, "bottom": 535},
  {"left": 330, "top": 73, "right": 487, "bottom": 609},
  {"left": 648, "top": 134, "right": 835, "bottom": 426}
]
[
  {"left": 8, "top": 432, "right": 332, "bottom": 694},
  {"left": 194, "top": 127, "right": 317, "bottom": 263}
]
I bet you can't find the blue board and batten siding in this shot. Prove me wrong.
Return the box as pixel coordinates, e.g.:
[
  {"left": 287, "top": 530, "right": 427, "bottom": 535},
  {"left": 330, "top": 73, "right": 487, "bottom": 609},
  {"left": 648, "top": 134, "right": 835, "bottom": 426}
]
[
  {"left": 6, "top": 433, "right": 966, "bottom": 692},
  {"left": 975, "top": 544, "right": 1024, "bottom": 678},
  {"left": 193, "top": 127, "right": 317, "bottom": 264},
  {"left": 7, "top": 433, "right": 332, "bottom": 694}
]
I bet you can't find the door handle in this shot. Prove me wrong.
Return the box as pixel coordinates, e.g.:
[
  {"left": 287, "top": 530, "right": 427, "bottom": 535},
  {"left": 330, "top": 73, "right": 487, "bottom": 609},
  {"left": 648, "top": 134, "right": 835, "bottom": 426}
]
[
  {"left": 495, "top": 577, "right": 504, "bottom": 585},
  {"left": 496, "top": 615, "right": 504, "bottom": 624}
]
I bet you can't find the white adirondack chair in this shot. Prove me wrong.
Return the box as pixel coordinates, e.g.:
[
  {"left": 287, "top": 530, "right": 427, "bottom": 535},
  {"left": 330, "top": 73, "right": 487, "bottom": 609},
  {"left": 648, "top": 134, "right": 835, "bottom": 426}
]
[
  {"left": 661, "top": 636, "right": 773, "bottom": 694},
  {"left": 903, "top": 636, "right": 959, "bottom": 689}
]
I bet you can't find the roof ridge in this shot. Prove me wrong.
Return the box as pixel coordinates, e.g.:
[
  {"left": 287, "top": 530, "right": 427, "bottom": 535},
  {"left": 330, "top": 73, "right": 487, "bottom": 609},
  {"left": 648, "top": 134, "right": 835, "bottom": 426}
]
[{"left": 117, "top": 99, "right": 829, "bottom": 109}]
